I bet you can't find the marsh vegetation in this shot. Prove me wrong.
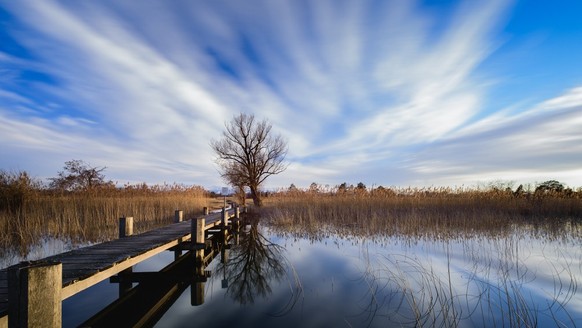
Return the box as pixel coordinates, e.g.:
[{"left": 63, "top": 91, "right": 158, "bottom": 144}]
[
  {"left": 258, "top": 185, "right": 582, "bottom": 327},
  {"left": 263, "top": 184, "right": 582, "bottom": 240},
  {"left": 0, "top": 169, "right": 211, "bottom": 264},
  {"left": 3, "top": 168, "right": 582, "bottom": 326}
]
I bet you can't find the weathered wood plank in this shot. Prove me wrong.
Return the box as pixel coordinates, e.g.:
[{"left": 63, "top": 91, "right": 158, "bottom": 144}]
[{"left": 0, "top": 208, "right": 237, "bottom": 321}]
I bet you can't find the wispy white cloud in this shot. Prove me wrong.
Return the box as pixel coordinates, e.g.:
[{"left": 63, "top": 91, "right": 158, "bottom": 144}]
[
  {"left": 0, "top": 0, "right": 580, "bottom": 188},
  {"left": 403, "top": 88, "right": 582, "bottom": 186}
]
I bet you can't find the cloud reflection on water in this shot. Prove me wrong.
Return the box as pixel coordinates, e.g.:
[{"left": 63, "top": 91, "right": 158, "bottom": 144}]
[{"left": 69, "top": 218, "right": 582, "bottom": 327}]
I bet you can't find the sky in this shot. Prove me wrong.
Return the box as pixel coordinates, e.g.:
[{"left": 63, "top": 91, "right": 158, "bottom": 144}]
[{"left": 1, "top": 0, "right": 582, "bottom": 190}]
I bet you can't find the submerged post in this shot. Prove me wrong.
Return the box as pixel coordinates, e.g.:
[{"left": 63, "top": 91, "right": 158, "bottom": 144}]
[
  {"left": 119, "top": 216, "right": 133, "bottom": 238},
  {"left": 8, "top": 261, "right": 62, "bottom": 328},
  {"left": 174, "top": 210, "right": 183, "bottom": 223}
]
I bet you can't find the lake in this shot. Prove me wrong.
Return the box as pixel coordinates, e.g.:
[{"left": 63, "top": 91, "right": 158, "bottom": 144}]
[{"left": 45, "top": 218, "right": 582, "bottom": 327}]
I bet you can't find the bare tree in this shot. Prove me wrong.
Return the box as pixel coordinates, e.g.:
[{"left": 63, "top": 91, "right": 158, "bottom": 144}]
[
  {"left": 49, "top": 159, "right": 112, "bottom": 191},
  {"left": 211, "top": 113, "right": 287, "bottom": 207}
]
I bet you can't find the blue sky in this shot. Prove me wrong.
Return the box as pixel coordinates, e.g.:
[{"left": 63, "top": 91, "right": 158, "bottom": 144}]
[{"left": 1, "top": 0, "right": 582, "bottom": 190}]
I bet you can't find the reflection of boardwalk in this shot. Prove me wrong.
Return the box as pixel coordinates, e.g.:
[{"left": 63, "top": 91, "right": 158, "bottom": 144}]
[
  {"left": 0, "top": 207, "right": 240, "bottom": 326},
  {"left": 80, "top": 224, "right": 236, "bottom": 327}
]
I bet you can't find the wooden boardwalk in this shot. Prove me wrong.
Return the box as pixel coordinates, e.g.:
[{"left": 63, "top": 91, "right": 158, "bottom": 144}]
[{"left": 0, "top": 207, "right": 237, "bottom": 326}]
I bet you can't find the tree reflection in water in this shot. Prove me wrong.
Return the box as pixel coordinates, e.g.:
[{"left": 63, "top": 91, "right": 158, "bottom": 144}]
[{"left": 217, "top": 217, "right": 301, "bottom": 309}]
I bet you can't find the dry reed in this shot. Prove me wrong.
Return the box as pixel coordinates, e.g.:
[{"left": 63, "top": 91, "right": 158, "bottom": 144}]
[
  {"left": 261, "top": 186, "right": 582, "bottom": 327},
  {"left": 262, "top": 186, "right": 582, "bottom": 241},
  {"left": 0, "top": 173, "right": 212, "bottom": 258}
]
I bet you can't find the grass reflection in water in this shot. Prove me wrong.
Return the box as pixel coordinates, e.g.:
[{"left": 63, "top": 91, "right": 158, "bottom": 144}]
[{"left": 261, "top": 195, "right": 582, "bottom": 327}]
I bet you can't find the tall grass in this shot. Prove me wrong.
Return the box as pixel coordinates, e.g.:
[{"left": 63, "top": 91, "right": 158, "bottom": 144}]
[
  {"left": 262, "top": 186, "right": 582, "bottom": 240},
  {"left": 0, "top": 170, "right": 212, "bottom": 258},
  {"left": 261, "top": 187, "right": 582, "bottom": 327}
]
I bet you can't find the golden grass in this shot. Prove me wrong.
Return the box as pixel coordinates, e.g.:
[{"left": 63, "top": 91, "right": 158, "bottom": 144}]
[
  {"left": 0, "top": 181, "right": 213, "bottom": 257},
  {"left": 262, "top": 187, "right": 582, "bottom": 240}
]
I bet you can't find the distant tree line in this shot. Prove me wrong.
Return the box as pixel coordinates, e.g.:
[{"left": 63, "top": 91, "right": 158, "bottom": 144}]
[{"left": 280, "top": 180, "right": 582, "bottom": 198}]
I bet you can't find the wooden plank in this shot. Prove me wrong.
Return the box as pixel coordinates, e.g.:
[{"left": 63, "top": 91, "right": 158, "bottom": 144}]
[
  {"left": 61, "top": 234, "right": 189, "bottom": 299},
  {"left": 0, "top": 208, "right": 238, "bottom": 316},
  {"left": 0, "top": 313, "right": 6, "bottom": 328}
]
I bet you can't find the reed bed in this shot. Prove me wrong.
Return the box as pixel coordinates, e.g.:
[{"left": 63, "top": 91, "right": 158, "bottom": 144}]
[
  {"left": 262, "top": 186, "right": 582, "bottom": 241},
  {"left": 0, "top": 178, "right": 211, "bottom": 258},
  {"left": 261, "top": 187, "right": 582, "bottom": 327}
]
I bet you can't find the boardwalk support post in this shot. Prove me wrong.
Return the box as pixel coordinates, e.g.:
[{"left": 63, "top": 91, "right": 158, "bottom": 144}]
[
  {"left": 118, "top": 217, "right": 134, "bottom": 296},
  {"left": 119, "top": 217, "right": 134, "bottom": 238},
  {"left": 191, "top": 217, "right": 206, "bottom": 306},
  {"left": 221, "top": 207, "right": 228, "bottom": 227},
  {"left": 8, "top": 261, "right": 62, "bottom": 328},
  {"left": 192, "top": 217, "right": 205, "bottom": 248},
  {"left": 174, "top": 210, "right": 183, "bottom": 223},
  {"left": 173, "top": 210, "right": 184, "bottom": 260}
]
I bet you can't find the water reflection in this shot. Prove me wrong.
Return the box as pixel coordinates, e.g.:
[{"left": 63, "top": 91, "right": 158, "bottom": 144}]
[
  {"left": 56, "top": 214, "right": 582, "bottom": 327},
  {"left": 265, "top": 216, "right": 582, "bottom": 327},
  {"left": 216, "top": 218, "right": 296, "bottom": 306},
  {"left": 356, "top": 239, "right": 580, "bottom": 327},
  {"left": 80, "top": 251, "right": 197, "bottom": 327},
  {"left": 75, "top": 217, "right": 300, "bottom": 327}
]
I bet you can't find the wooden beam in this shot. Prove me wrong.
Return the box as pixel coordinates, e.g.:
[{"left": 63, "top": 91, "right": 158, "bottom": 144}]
[{"left": 61, "top": 234, "right": 190, "bottom": 300}]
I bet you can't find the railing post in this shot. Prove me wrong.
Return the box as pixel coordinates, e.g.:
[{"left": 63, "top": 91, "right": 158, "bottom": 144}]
[
  {"left": 221, "top": 207, "right": 228, "bottom": 227},
  {"left": 235, "top": 204, "right": 240, "bottom": 220},
  {"left": 119, "top": 216, "right": 133, "bottom": 238},
  {"left": 191, "top": 217, "right": 205, "bottom": 248},
  {"left": 8, "top": 261, "right": 62, "bottom": 328},
  {"left": 203, "top": 207, "right": 209, "bottom": 215},
  {"left": 174, "top": 210, "right": 183, "bottom": 223}
]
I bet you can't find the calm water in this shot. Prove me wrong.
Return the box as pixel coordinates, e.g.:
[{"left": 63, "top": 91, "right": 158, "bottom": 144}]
[{"left": 52, "top": 221, "right": 582, "bottom": 327}]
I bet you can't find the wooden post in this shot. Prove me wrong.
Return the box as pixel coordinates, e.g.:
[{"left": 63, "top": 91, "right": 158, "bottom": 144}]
[
  {"left": 221, "top": 246, "right": 229, "bottom": 264},
  {"left": 233, "top": 219, "right": 241, "bottom": 246},
  {"left": 191, "top": 217, "right": 205, "bottom": 247},
  {"left": 119, "top": 216, "right": 133, "bottom": 238},
  {"left": 203, "top": 207, "right": 209, "bottom": 215},
  {"left": 235, "top": 204, "right": 240, "bottom": 220},
  {"left": 172, "top": 209, "right": 184, "bottom": 260},
  {"left": 191, "top": 217, "right": 206, "bottom": 306},
  {"left": 8, "top": 261, "right": 62, "bottom": 328},
  {"left": 174, "top": 210, "right": 183, "bottom": 223},
  {"left": 221, "top": 207, "right": 228, "bottom": 227},
  {"left": 191, "top": 277, "right": 205, "bottom": 306},
  {"left": 117, "top": 216, "right": 134, "bottom": 296},
  {"left": 117, "top": 268, "right": 133, "bottom": 297}
]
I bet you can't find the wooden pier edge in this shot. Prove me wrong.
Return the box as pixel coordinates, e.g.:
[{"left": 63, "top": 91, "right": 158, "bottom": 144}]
[
  {"left": 61, "top": 236, "right": 190, "bottom": 300},
  {"left": 0, "top": 206, "right": 241, "bottom": 327}
]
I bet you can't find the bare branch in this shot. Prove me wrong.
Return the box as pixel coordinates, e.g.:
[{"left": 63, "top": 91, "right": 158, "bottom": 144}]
[{"left": 210, "top": 113, "right": 287, "bottom": 206}]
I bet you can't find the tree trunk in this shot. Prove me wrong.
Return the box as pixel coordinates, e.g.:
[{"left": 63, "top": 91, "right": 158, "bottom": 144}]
[
  {"left": 249, "top": 185, "right": 262, "bottom": 207},
  {"left": 236, "top": 185, "right": 246, "bottom": 206}
]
